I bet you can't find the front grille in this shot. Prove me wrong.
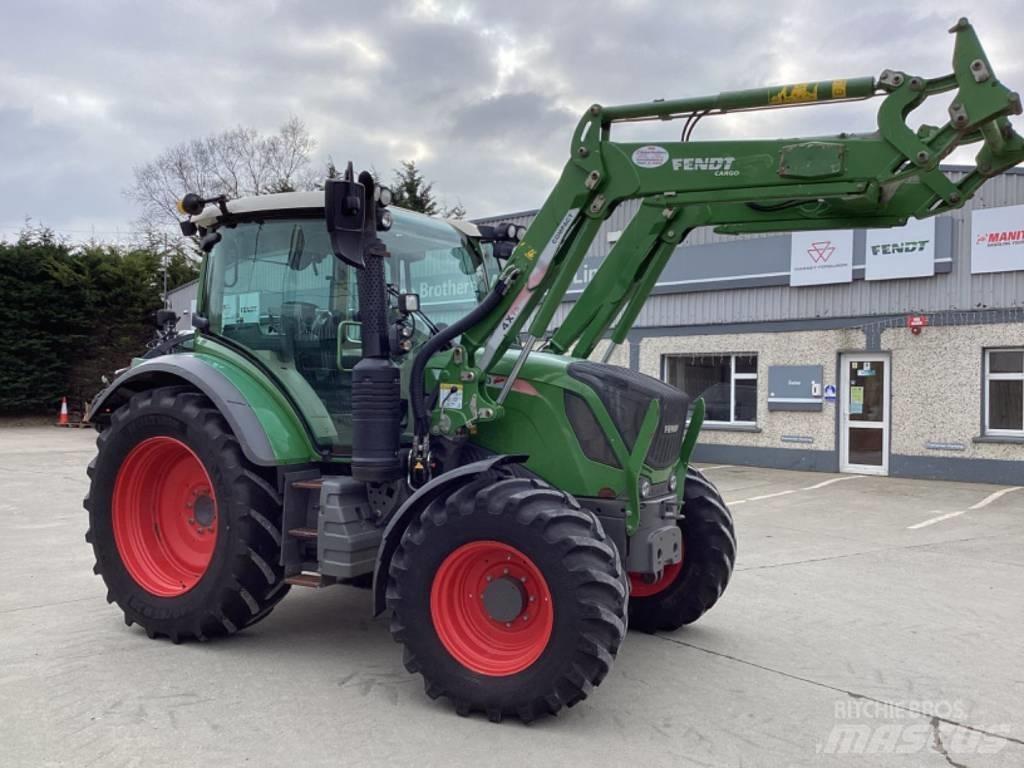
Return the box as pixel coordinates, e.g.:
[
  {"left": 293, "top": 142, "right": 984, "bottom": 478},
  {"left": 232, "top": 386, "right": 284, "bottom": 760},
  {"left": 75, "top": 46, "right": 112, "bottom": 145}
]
[
  {"left": 567, "top": 361, "right": 689, "bottom": 469},
  {"left": 565, "top": 391, "right": 622, "bottom": 469}
]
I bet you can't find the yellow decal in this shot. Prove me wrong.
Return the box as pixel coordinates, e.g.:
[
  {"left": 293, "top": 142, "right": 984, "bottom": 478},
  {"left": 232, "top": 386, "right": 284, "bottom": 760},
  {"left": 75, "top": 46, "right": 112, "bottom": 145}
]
[
  {"left": 523, "top": 247, "right": 537, "bottom": 261},
  {"left": 769, "top": 82, "right": 819, "bottom": 105},
  {"left": 832, "top": 79, "right": 848, "bottom": 99}
]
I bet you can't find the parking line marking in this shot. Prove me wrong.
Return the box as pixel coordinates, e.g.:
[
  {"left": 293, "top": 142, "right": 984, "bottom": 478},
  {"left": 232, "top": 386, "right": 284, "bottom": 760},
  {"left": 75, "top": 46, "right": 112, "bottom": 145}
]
[
  {"left": 726, "top": 475, "right": 864, "bottom": 507},
  {"left": 745, "top": 490, "right": 797, "bottom": 502},
  {"left": 907, "top": 487, "right": 1023, "bottom": 529},
  {"left": 907, "top": 510, "right": 965, "bottom": 530},
  {"left": 968, "top": 486, "right": 1022, "bottom": 510},
  {"left": 697, "top": 465, "right": 730, "bottom": 471},
  {"left": 801, "top": 476, "right": 863, "bottom": 491}
]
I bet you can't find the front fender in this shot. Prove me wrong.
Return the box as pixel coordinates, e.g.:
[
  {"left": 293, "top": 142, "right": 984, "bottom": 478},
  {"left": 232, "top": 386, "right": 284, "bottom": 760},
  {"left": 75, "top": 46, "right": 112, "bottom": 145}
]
[
  {"left": 371, "top": 454, "right": 526, "bottom": 616},
  {"left": 87, "top": 352, "right": 318, "bottom": 466}
]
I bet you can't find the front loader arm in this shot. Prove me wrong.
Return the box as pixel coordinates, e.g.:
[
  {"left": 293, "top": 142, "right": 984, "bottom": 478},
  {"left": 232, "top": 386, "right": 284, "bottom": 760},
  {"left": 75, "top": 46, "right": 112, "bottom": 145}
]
[{"left": 433, "top": 18, "right": 1023, "bottom": 434}]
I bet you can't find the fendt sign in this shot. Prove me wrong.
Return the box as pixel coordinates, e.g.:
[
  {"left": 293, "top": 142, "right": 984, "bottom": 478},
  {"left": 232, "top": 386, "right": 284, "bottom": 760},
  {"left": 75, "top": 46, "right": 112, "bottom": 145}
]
[
  {"left": 972, "top": 204, "right": 1024, "bottom": 274},
  {"left": 864, "top": 218, "right": 936, "bottom": 280}
]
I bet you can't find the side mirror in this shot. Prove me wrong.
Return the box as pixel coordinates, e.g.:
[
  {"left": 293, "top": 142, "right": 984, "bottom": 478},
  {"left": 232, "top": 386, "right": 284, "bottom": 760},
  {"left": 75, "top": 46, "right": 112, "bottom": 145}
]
[
  {"left": 155, "top": 309, "right": 178, "bottom": 328},
  {"left": 325, "top": 167, "right": 368, "bottom": 269},
  {"left": 325, "top": 161, "right": 393, "bottom": 268}
]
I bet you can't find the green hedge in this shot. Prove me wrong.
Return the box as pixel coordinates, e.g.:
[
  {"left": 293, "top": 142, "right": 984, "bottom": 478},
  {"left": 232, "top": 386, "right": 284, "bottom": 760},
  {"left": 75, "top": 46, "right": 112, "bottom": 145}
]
[{"left": 0, "top": 231, "right": 197, "bottom": 415}]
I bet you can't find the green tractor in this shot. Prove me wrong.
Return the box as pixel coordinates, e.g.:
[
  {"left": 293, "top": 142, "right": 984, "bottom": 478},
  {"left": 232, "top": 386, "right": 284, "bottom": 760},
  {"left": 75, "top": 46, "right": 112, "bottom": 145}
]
[{"left": 86, "top": 20, "right": 1022, "bottom": 721}]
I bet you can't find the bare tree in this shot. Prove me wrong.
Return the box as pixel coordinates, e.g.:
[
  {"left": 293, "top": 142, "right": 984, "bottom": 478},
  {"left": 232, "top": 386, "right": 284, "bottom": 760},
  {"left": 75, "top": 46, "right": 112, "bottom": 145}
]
[{"left": 127, "top": 117, "right": 318, "bottom": 235}]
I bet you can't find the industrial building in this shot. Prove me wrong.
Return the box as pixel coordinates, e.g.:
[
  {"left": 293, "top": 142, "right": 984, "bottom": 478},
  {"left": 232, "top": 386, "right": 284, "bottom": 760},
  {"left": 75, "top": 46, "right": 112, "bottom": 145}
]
[{"left": 476, "top": 166, "right": 1024, "bottom": 484}]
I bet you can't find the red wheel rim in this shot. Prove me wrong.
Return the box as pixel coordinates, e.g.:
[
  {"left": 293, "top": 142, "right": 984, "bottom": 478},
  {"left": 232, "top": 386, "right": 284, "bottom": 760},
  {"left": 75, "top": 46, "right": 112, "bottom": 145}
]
[
  {"left": 430, "top": 541, "right": 554, "bottom": 677},
  {"left": 112, "top": 436, "right": 218, "bottom": 597},
  {"left": 629, "top": 538, "right": 685, "bottom": 598}
]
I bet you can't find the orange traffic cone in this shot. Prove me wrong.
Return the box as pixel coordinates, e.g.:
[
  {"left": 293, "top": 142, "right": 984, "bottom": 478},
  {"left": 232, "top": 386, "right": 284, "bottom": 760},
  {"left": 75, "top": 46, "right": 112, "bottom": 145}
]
[{"left": 57, "top": 397, "right": 69, "bottom": 426}]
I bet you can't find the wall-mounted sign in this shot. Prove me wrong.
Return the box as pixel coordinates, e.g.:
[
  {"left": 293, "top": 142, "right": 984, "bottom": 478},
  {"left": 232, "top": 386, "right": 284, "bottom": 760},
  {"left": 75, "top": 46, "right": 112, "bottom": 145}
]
[
  {"left": 790, "top": 230, "right": 854, "bottom": 286},
  {"left": 971, "top": 204, "right": 1024, "bottom": 274},
  {"left": 824, "top": 384, "right": 837, "bottom": 403},
  {"left": 907, "top": 314, "right": 928, "bottom": 335},
  {"left": 864, "top": 218, "right": 936, "bottom": 280},
  {"left": 767, "top": 365, "right": 824, "bottom": 411}
]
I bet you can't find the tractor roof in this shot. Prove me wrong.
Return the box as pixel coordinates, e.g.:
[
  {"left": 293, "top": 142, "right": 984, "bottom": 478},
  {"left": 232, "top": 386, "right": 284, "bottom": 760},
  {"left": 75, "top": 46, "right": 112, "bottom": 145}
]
[{"left": 190, "top": 190, "right": 480, "bottom": 237}]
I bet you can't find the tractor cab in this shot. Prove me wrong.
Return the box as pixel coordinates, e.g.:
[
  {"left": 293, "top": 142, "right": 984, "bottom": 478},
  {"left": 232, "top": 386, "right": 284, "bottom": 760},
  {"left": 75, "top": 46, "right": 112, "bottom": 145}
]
[{"left": 191, "top": 192, "right": 499, "bottom": 450}]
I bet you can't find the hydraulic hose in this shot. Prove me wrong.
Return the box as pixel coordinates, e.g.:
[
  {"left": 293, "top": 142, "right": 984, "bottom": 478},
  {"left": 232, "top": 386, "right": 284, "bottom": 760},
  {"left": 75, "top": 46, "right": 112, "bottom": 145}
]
[{"left": 410, "top": 280, "right": 510, "bottom": 438}]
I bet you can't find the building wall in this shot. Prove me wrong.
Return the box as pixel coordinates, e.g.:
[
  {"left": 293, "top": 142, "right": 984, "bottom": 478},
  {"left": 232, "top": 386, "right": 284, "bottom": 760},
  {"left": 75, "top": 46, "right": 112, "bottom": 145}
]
[
  {"left": 166, "top": 280, "right": 197, "bottom": 332},
  {"left": 883, "top": 322, "right": 1022, "bottom": 462},
  {"left": 639, "top": 328, "right": 860, "bottom": 453},
  {"left": 630, "top": 315, "right": 1023, "bottom": 484}
]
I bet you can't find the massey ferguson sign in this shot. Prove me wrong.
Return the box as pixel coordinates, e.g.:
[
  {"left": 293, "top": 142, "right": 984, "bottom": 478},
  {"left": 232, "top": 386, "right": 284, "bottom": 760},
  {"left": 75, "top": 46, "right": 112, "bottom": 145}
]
[
  {"left": 972, "top": 204, "right": 1024, "bottom": 274},
  {"left": 790, "top": 230, "right": 854, "bottom": 286}
]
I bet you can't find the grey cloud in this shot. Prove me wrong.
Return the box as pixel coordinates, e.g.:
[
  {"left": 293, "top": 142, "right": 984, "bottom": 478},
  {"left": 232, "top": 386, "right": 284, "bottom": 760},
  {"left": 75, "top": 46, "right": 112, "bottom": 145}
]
[
  {"left": 449, "top": 91, "right": 577, "bottom": 144},
  {"left": 1, "top": 0, "right": 1021, "bottom": 234}
]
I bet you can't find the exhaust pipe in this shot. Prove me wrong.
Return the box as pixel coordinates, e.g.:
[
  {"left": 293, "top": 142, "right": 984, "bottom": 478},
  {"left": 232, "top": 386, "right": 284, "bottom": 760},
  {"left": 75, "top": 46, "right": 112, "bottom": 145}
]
[{"left": 326, "top": 164, "right": 403, "bottom": 482}]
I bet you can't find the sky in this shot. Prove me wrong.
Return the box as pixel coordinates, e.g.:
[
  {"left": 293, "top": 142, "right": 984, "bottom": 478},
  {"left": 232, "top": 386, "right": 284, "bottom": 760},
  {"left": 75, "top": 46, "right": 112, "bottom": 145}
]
[{"left": 1, "top": 0, "right": 1021, "bottom": 243}]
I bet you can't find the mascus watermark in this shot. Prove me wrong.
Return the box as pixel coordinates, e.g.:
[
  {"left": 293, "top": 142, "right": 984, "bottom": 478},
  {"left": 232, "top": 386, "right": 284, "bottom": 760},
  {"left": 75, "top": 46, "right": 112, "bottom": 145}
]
[{"left": 817, "top": 699, "right": 1011, "bottom": 757}]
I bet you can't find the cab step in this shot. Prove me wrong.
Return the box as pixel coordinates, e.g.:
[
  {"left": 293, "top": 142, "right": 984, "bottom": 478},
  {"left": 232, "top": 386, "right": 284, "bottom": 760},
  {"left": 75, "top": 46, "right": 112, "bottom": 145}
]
[{"left": 285, "top": 573, "right": 333, "bottom": 588}]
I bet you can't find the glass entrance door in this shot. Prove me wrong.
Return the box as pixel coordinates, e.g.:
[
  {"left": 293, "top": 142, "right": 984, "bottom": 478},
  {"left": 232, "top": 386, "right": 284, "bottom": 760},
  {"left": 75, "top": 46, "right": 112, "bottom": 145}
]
[{"left": 840, "top": 355, "right": 890, "bottom": 475}]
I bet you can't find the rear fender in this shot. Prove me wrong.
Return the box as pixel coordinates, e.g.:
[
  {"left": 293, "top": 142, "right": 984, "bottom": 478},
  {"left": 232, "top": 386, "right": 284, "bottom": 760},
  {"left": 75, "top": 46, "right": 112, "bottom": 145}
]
[
  {"left": 87, "top": 353, "right": 318, "bottom": 466},
  {"left": 372, "top": 454, "right": 526, "bottom": 616}
]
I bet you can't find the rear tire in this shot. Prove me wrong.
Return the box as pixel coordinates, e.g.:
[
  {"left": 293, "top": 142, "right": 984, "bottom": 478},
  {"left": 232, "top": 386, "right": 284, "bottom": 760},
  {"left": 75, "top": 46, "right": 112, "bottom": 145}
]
[
  {"left": 387, "top": 474, "right": 627, "bottom": 722},
  {"left": 628, "top": 466, "right": 736, "bottom": 633},
  {"left": 84, "top": 386, "right": 290, "bottom": 642}
]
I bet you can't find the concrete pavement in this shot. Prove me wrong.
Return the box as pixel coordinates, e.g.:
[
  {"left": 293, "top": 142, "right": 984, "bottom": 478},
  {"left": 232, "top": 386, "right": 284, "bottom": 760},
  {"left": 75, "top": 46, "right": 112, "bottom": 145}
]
[{"left": 1, "top": 427, "right": 1021, "bottom": 767}]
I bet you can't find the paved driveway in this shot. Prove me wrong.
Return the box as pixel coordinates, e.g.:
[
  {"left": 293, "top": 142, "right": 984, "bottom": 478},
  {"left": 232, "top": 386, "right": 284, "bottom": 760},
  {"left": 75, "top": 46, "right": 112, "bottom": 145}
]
[{"left": 1, "top": 427, "right": 1021, "bottom": 767}]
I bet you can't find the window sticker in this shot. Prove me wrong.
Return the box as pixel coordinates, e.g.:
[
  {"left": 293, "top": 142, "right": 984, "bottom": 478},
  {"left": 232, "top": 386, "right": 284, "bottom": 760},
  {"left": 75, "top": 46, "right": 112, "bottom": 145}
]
[
  {"left": 850, "top": 386, "right": 864, "bottom": 415},
  {"left": 222, "top": 294, "right": 239, "bottom": 325},
  {"left": 238, "top": 292, "right": 260, "bottom": 324}
]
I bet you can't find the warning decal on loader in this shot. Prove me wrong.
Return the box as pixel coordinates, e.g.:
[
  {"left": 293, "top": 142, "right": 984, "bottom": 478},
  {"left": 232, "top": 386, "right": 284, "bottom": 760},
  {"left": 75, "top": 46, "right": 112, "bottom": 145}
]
[{"left": 477, "top": 208, "right": 580, "bottom": 370}]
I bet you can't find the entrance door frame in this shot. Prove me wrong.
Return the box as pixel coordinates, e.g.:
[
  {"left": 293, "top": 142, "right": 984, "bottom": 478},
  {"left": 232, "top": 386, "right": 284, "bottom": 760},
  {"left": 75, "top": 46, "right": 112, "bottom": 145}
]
[{"left": 839, "top": 352, "right": 891, "bottom": 476}]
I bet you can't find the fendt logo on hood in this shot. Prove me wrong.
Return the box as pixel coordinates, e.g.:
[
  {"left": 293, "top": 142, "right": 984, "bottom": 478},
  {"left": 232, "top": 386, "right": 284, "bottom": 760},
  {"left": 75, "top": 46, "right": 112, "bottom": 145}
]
[
  {"left": 976, "top": 229, "right": 1024, "bottom": 247},
  {"left": 672, "top": 156, "right": 738, "bottom": 176}
]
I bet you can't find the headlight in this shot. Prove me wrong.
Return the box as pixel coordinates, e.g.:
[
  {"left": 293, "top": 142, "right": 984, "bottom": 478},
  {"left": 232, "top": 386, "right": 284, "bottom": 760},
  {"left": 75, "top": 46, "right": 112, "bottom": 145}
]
[
  {"left": 639, "top": 476, "right": 652, "bottom": 499},
  {"left": 668, "top": 474, "right": 677, "bottom": 493}
]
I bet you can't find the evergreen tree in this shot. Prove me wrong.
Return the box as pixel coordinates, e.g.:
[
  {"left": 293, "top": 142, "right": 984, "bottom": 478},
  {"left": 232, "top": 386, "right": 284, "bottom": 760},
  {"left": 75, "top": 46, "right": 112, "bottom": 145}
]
[
  {"left": 390, "top": 161, "right": 439, "bottom": 215},
  {"left": 0, "top": 229, "right": 199, "bottom": 414}
]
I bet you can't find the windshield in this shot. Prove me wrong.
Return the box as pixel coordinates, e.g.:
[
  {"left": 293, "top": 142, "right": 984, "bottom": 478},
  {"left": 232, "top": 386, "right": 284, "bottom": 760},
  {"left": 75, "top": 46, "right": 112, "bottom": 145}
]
[{"left": 200, "top": 208, "right": 496, "bottom": 447}]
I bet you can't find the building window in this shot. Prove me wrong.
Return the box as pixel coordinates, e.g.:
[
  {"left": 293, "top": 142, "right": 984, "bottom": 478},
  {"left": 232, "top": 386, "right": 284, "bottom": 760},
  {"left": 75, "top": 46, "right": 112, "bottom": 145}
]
[
  {"left": 662, "top": 354, "right": 758, "bottom": 424},
  {"left": 985, "top": 349, "right": 1024, "bottom": 436}
]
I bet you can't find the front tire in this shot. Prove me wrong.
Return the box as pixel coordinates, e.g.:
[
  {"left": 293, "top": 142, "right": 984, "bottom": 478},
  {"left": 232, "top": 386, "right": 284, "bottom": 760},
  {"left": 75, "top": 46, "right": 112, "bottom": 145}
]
[
  {"left": 84, "top": 386, "right": 290, "bottom": 642},
  {"left": 628, "top": 466, "right": 736, "bottom": 633},
  {"left": 387, "top": 474, "right": 627, "bottom": 722}
]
